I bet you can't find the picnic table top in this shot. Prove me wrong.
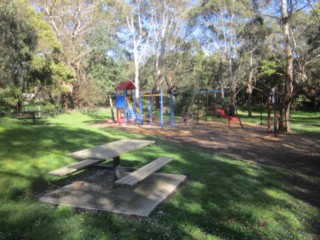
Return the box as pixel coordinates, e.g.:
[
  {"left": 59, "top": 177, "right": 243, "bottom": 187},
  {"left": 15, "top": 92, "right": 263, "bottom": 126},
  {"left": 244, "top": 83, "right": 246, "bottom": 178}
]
[
  {"left": 67, "top": 139, "right": 155, "bottom": 160},
  {"left": 49, "top": 139, "right": 155, "bottom": 176}
]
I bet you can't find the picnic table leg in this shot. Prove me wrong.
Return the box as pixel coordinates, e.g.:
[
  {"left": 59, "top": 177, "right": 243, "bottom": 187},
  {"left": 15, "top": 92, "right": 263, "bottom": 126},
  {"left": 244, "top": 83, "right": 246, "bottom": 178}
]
[
  {"left": 32, "top": 112, "right": 36, "bottom": 124},
  {"left": 113, "top": 156, "right": 121, "bottom": 181}
]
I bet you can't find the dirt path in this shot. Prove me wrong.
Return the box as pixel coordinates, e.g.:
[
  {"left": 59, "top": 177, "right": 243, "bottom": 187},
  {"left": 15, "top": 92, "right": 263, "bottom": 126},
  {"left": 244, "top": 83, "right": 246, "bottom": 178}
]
[{"left": 95, "top": 119, "right": 320, "bottom": 208}]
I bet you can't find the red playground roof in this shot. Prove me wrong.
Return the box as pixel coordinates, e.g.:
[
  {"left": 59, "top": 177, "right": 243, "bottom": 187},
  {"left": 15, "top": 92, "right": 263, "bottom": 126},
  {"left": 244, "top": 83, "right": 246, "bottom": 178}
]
[{"left": 116, "top": 80, "right": 137, "bottom": 90}]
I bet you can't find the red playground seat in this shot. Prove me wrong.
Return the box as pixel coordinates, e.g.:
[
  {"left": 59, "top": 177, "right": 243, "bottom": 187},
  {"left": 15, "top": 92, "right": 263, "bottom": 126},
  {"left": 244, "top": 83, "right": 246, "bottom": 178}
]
[{"left": 215, "top": 108, "right": 239, "bottom": 122}]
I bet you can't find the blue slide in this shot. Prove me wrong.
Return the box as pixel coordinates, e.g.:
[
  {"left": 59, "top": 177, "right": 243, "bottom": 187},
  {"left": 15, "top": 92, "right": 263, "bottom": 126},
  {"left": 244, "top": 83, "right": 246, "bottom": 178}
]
[{"left": 127, "top": 107, "right": 139, "bottom": 120}]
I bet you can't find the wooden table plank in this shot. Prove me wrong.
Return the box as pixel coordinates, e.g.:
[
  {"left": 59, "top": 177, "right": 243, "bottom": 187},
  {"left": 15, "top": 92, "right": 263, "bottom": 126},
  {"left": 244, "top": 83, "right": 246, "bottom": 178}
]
[
  {"left": 49, "top": 159, "right": 104, "bottom": 176},
  {"left": 115, "top": 157, "right": 173, "bottom": 187},
  {"left": 67, "top": 139, "right": 155, "bottom": 160}
]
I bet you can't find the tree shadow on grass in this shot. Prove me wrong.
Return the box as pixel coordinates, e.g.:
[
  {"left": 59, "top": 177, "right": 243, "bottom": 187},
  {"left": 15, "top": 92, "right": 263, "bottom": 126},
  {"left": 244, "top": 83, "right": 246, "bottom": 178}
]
[
  {"left": 0, "top": 124, "right": 318, "bottom": 239},
  {"left": 139, "top": 138, "right": 320, "bottom": 240},
  {"left": 0, "top": 123, "right": 152, "bottom": 192},
  {"left": 0, "top": 123, "right": 152, "bottom": 239},
  {"left": 53, "top": 134, "right": 315, "bottom": 240},
  {"left": 0, "top": 123, "right": 149, "bottom": 161},
  {"left": 0, "top": 126, "right": 109, "bottom": 159}
]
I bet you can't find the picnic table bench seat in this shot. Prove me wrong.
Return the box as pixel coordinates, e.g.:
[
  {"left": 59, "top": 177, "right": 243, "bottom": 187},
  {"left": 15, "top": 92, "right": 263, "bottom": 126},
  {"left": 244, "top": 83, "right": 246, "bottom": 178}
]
[
  {"left": 115, "top": 156, "right": 173, "bottom": 187},
  {"left": 48, "top": 158, "right": 105, "bottom": 176}
]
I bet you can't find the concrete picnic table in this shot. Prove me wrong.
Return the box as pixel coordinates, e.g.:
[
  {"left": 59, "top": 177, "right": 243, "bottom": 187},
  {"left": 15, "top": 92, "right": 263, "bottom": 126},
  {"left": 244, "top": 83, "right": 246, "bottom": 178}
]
[{"left": 49, "top": 139, "right": 155, "bottom": 180}]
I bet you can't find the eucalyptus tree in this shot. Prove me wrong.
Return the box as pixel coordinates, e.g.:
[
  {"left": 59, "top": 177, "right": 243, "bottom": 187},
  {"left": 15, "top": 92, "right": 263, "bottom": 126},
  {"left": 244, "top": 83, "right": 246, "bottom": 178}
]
[
  {"left": 147, "top": 0, "right": 192, "bottom": 93},
  {"left": 113, "top": 0, "right": 151, "bottom": 98},
  {"left": 298, "top": 2, "right": 320, "bottom": 108},
  {"left": 30, "top": 7, "right": 75, "bottom": 106},
  {"left": 34, "top": 0, "right": 122, "bottom": 108},
  {"left": 238, "top": 16, "right": 271, "bottom": 116},
  {"left": 0, "top": 0, "right": 37, "bottom": 112},
  {"left": 191, "top": 0, "right": 252, "bottom": 104},
  {"left": 240, "top": 0, "right": 317, "bottom": 131},
  {"left": 87, "top": 28, "right": 128, "bottom": 106}
]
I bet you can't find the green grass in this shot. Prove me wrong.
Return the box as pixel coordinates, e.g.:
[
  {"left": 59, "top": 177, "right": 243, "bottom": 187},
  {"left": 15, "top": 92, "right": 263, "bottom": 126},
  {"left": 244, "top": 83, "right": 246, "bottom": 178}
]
[
  {"left": 235, "top": 109, "right": 320, "bottom": 135},
  {"left": 0, "top": 110, "right": 319, "bottom": 239}
]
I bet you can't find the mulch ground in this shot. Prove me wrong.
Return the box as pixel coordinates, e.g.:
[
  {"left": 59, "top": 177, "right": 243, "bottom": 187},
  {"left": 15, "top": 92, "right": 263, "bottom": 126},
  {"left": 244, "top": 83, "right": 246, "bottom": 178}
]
[{"left": 94, "top": 118, "right": 320, "bottom": 209}]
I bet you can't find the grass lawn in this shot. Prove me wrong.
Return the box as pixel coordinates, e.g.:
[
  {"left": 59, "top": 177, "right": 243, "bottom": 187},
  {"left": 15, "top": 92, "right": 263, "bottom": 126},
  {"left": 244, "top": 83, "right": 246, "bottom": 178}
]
[
  {"left": 0, "top": 110, "right": 319, "bottom": 239},
  {"left": 237, "top": 109, "right": 320, "bottom": 135}
]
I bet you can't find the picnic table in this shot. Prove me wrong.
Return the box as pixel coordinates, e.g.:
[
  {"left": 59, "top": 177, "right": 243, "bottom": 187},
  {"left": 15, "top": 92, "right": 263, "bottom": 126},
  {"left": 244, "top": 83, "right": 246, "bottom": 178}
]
[
  {"left": 49, "top": 139, "right": 172, "bottom": 187},
  {"left": 18, "top": 110, "right": 42, "bottom": 124}
]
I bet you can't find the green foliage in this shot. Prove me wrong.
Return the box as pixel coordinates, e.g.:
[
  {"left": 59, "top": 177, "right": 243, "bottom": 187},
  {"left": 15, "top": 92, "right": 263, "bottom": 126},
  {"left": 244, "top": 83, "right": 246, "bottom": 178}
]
[
  {"left": 0, "top": 0, "right": 38, "bottom": 110},
  {"left": 87, "top": 56, "right": 126, "bottom": 95},
  {"left": 0, "top": 87, "right": 22, "bottom": 107},
  {"left": 259, "top": 59, "right": 285, "bottom": 90},
  {"left": 29, "top": 9, "right": 74, "bottom": 84},
  {"left": 0, "top": 0, "right": 76, "bottom": 109},
  {"left": 261, "top": 60, "right": 279, "bottom": 76},
  {"left": 0, "top": 0, "right": 319, "bottom": 114},
  {"left": 86, "top": 30, "right": 128, "bottom": 105},
  {"left": 30, "top": 11, "right": 62, "bottom": 54},
  {"left": 306, "top": 2, "right": 320, "bottom": 53},
  {"left": 29, "top": 7, "right": 75, "bottom": 103},
  {"left": 175, "top": 87, "right": 195, "bottom": 114}
]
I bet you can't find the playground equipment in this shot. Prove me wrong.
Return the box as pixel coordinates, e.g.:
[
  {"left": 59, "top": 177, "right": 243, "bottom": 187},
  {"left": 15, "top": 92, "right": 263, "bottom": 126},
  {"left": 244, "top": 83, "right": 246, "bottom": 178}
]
[
  {"left": 195, "top": 89, "right": 243, "bottom": 129},
  {"left": 195, "top": 89, "right": 225, "bottom": 122},
  {"left": 115, "top": 80, "right": 139, "bottom": 124},
  {"left": 142, "top": 91, "right": 175, "bottom": 129},
  {"left": 214, "top": 107, "right": 243, "bottom": 129},
  {"left": 215, "top": 108, "right": 239, "bottom": 122},
  {"left": 114, "top": 80, "right": 175, "bottom": 129}
]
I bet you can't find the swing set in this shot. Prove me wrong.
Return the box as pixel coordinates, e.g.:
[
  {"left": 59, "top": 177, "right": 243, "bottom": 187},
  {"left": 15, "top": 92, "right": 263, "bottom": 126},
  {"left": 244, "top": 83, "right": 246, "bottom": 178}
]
[{"left": 195, "top": 89, "right": 243, "bottom": 129}]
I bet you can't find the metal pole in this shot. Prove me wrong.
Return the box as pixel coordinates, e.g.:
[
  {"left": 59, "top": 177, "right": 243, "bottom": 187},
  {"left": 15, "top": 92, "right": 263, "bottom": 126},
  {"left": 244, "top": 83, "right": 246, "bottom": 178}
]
[
  {"left": 124, "top": 89, "right": 127, "bottom": 125},
  {"left": 139, "top": 95, "right": 143, "bottom": 126},
  {"left": 150, "top": 92, "right": 153, "bottom": 127},
  {"left": 133, "top": 90, "right": 137, "bottom": 123}
]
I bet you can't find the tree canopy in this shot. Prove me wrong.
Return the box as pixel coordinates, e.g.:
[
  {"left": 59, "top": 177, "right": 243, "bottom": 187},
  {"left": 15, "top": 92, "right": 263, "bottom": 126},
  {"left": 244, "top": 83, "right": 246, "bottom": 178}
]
[{"left": 1, "top": 0, "right": 319, "bottom": 131}]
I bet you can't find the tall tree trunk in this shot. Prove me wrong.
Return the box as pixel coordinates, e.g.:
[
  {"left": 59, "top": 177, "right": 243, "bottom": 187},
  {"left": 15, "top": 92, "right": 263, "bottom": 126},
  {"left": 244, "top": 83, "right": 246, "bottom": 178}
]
[
  {"left": 228, "top": 56, "right": 236, "bottom": 104},
  {"left": 166, "top": 68, "right": 174, "bottom": 92},
  {"left": 247, "top": 51, "right": 253, "bottom": 117},
  {"left": 109, "top": 96, "right": 115, "bottom": 121},
  {"left": 279, "top": 0, "right": 294, "bottom": 132},
  {"left": 219, "top": 61, "right": 225, "bottom": 98},
  {"left": 134, "top": 62, "right": 140, "bottom": 98},
  {"left": 17, "top": 99, "right": 23, "bottom": 113}
]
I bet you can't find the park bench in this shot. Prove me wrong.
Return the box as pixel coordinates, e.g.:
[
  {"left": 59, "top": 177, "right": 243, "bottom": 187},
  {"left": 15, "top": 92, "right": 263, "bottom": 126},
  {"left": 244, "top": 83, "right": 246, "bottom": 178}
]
[{"left": 115, "top": 156, "right": 172, "bottom": 187}]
